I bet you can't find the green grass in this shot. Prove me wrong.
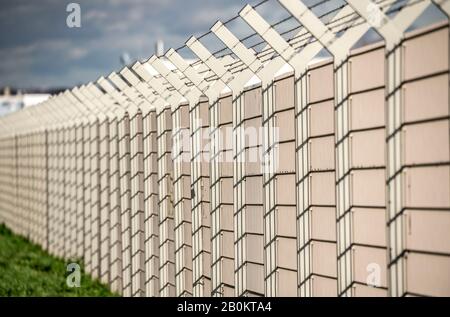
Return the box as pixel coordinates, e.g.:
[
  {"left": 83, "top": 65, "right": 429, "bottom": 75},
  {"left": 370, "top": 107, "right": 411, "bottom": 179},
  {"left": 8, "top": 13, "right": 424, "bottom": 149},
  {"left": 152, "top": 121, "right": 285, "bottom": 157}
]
[{"left": 0, "top": 223, "right": 117, "bottom": 297}]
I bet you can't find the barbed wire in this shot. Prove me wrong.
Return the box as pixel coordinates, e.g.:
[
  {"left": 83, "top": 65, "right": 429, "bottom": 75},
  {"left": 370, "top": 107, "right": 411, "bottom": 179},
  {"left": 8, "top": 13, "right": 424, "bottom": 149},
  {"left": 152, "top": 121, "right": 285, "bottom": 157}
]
[
  {"left": 174, "top": 0, "right": 271, "bottom": 53},
  {"left": 104, "top": 0, "right": 429, "bottom": 93},
  {"left": 182, "top": 0, "right": 348, "bottom": 74},
  {"left": 188, "top": 0, "right": 404, "bottom": 81}
]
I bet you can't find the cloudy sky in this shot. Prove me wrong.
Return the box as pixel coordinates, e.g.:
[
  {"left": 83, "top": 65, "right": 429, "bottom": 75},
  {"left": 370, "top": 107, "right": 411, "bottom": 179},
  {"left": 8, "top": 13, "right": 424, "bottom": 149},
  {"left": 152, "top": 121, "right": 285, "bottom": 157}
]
[
  {"left": 0, "top": 0, "right": 445, "bottom": 90},
  {"left": 0, "top": 0, "right": 256, "bottom": 89}
]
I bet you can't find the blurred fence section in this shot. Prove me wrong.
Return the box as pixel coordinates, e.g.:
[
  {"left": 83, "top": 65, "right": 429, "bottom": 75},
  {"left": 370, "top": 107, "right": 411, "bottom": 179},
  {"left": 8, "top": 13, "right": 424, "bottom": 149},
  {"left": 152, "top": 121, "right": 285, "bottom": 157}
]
[{"left": 0, "top": 0, "right": 449, "bottom": 297}]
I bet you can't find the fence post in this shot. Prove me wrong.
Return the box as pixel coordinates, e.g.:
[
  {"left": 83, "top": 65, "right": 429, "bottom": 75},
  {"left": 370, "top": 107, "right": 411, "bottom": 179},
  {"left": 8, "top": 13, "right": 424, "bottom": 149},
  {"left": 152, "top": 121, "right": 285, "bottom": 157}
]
[
  {"left": 186, "top": 35, "right": 265, "bottom": 297},
  {"left": 166, "top": 48, "right": 236, "bottom": 297},
  {"left": 149, "top": 56, "right": 199, "bottom": 297},
  {"left": 212, "top": 12, "right": 350, "bottom": 295},
  {"left": 132, "top": 60, "right": 183, "bottom": 297},
  {"left": 346, "top": 0, "right": 432, "bottom": 298},
  {"left": 70, "top": 86, "right": 101, "bottom": 279},
  {"left": 59, "top": 91, "right": 90, "bottom": 261},
  {"left": 92, "top": 82, "right": 127, "bottom": 293},
  {"left": 48, "top": 94, "right": 77, "bottom": 259},
  {"left": 239, "top": 3, "right": 354, "bottom": 296},
  {"left": 120, "top": 66, "right": 162, "bottom": 297},
  {"left": 106, "top": 72, "right": 145, "bottom": 297}
]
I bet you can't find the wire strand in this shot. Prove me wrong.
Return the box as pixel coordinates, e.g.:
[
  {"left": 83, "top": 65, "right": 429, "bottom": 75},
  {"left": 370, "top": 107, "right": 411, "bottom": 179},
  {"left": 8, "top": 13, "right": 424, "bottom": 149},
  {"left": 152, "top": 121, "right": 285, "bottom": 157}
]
[
  {"left": 203, "top": 0, "right": 421, "bottom": 80},
  {"left": 174, "top": 0, "right": 271, "bottom": 53}
]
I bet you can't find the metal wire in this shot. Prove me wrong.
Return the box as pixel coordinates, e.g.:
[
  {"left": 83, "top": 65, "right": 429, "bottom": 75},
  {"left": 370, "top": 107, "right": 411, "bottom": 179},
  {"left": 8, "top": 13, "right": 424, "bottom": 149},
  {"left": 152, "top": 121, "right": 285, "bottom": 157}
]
[
  {"left": 187, "top": 0, "right": 342, "bottom": 68},
  {"left": 206, "top": 0, "right": 423, "bottom": 78},
  {"left": 174, "top": 0, "right": 271, "bottom": 53},
  {"left": 107, "top": 0, "right": 427, "bottom": 89}
]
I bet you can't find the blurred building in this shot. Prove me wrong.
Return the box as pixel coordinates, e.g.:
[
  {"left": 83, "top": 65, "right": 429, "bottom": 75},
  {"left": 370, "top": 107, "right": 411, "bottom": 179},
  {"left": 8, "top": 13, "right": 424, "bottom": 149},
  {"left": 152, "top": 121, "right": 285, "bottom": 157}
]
[{"left": 0, "top": 86, "right": 51, "bottom": 116}]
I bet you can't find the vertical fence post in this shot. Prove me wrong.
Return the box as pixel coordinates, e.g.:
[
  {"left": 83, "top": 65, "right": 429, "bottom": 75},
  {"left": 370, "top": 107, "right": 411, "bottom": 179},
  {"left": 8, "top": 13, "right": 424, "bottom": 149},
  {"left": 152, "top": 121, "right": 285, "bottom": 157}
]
[
  {"left": 346, "top": 0, "right": 431, "bottom": 297},
  {"left": 133, "top": 61, "right": 183, "bottom": 297},
  {"left": 239, "top": 3, "right": 349, "bottom": 296},
  {"left": 212, "top": 12, "right": 346, "bottom": 295},
  {"left": 43, "top": 99, "right": 58, "bottom": 256},
  {"left": 62, "top": 91, "right": 92, "bottom": 261},
  {"left": 50, "top": 95, "right": 75, "bottom": 259},
  {"left": 91, "top": 82, "right": 127, "bottom": 294},
  {"left": 186, "top": 35, "right": 266, "bottom": 297},
  {"left": 82, "top": 84, "right": 114, "bottom": 286},
  {"left": 121, "top": 66, "right": 161, "bottom": 297},
  {"left": 107, "top": 72, "right": 145, "bottom": 297},
  {"left": 96, "top": 77, "right": 133, "bottom": 296},
  {"left": 152, "top": 55, "right": 231, "bottom": 297},
  {"left": 165, "top": 49, "right": 236, "bottom": 297},
  {"left": 149, "top": 56, "right": 199, "bottom": 297},
  {"left": 64, "top": 92, "right": 86, "bottom": 260},
  {"left": 71, "top": 87, "right": 102, "bottom": 278},
  {"left": 77, "top": 85, "right": 113, "bottom": 284},
  {"left": 277, "top": 0, "right": 360, "bottom": 296}
]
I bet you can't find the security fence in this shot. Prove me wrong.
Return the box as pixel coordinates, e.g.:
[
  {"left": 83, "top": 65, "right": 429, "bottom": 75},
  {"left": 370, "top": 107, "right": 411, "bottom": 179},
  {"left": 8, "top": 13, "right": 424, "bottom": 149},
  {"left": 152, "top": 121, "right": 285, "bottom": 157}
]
[{"left": 0, "top": 0, "right": 449, "bottom": 297}]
